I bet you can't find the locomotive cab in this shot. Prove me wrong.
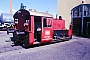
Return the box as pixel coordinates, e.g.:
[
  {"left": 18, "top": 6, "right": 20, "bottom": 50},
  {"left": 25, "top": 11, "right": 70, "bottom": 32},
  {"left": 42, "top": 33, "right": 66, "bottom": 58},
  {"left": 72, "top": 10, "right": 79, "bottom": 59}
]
[{"left": 13, "top": 9, "right": 53, "bottom": 47}]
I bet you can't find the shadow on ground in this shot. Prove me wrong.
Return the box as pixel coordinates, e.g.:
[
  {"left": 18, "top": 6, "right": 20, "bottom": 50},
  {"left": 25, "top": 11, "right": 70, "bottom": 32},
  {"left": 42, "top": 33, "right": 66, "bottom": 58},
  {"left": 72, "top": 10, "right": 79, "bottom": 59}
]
[{"left": 10, "top": 36, "right": 71, "bottom": 49}]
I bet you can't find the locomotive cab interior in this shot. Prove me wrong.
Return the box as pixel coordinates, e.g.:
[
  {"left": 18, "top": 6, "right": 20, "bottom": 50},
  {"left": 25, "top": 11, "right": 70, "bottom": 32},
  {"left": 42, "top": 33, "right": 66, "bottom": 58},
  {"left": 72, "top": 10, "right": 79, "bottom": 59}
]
[
  {"left": 34, "top": 16, "right": 52, "bottom": 42},
  {"left": 34, "top": 16, "right": 41, "bottom": 42}
]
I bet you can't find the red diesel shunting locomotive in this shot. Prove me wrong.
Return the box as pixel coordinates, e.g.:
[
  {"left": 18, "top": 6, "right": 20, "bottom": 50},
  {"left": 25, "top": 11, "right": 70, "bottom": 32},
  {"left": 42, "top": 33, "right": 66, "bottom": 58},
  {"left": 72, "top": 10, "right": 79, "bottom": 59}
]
[{"left": 13, "top": 5, "right": 72, "bottom": 48}]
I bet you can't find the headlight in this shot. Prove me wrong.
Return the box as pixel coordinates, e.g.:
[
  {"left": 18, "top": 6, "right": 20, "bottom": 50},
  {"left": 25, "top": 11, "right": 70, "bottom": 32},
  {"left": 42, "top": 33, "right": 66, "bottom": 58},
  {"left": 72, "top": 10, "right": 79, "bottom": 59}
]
[{"left": 24, "top": 23, "right": 29, "bottom": 26}]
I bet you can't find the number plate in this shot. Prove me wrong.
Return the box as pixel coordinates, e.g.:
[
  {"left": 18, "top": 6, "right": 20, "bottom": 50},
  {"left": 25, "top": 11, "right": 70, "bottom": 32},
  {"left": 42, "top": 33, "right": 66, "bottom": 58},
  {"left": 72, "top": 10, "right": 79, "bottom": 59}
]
[{"left": 17, "top": 32, "right": 25, "bottom": 34}]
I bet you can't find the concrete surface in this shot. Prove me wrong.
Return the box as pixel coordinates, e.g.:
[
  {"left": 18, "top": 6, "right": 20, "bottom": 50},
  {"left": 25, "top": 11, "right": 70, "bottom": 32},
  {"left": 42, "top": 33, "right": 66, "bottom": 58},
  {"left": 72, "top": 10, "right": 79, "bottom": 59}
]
[
  {"left": 0, "top": 34, "right": 90, "bottom": 60},
  {"left": 0, "top": 31, "right": 12, "bottom": 46}
]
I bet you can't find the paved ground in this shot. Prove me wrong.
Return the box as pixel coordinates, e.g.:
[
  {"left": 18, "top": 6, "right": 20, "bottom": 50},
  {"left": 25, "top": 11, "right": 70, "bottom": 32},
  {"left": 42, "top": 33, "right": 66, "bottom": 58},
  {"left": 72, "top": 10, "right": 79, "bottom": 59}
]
[
  {"left": 0, "top": 31, "right": 90, "bottom": 60},
  {"left": 0, "top": 31, "right": 12, "bottom": 46}
]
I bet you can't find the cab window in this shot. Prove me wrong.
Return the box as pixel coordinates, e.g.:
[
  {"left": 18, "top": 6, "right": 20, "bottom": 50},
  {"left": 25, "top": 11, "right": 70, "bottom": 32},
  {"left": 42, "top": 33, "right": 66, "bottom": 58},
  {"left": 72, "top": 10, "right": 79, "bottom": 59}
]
[{"left": 43, "top": 18, "right": 52, "bottom": 27}]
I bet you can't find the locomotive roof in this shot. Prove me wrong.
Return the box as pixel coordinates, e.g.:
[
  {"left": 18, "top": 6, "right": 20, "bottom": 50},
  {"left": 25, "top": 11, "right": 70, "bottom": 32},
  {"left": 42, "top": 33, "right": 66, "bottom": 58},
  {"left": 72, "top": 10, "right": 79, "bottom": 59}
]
[
  {"left": 28, "top": 9, "right": 53, "bottom": 17},
  {"left": 14, "top": 9, "right": 53, "bottom": 18}
]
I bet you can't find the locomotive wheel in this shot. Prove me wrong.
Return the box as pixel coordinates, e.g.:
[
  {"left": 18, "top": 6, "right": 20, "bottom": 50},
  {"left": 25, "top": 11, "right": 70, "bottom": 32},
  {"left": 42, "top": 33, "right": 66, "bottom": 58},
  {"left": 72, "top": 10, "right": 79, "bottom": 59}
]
[
  {"left": 14, "top": 40, "right": 19, "bottom": 46},
  {"left": 22, "top": 43, "right": 29, "bottom": 49}
]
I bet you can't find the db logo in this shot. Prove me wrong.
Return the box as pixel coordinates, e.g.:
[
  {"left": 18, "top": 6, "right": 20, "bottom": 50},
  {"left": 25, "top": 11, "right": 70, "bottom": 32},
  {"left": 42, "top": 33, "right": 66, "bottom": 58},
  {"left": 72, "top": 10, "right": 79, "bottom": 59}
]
[{"left": 45, "top": 30, "right": 50, "bottom": 35}]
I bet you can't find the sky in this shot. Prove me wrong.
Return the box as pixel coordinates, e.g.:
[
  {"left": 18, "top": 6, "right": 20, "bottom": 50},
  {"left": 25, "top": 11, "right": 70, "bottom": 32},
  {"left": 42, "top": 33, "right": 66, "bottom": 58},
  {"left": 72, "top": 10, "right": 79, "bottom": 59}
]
[{"left": 0, "top": 0, "right": 57, "bottom": 17}]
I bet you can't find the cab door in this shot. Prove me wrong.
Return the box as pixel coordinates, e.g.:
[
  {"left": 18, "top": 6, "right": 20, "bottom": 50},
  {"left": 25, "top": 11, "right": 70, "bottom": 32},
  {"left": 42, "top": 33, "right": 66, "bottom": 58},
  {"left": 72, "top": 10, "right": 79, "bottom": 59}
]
[{"left": 41, "top": 17, "right": 53, "bottom": 43}]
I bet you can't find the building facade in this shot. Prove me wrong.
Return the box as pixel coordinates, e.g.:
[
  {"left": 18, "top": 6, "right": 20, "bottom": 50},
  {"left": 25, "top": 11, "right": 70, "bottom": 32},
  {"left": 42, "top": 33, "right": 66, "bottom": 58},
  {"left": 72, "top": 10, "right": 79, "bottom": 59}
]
[{"left": 57, "top": 0, "right": 90, "bottom": 29}]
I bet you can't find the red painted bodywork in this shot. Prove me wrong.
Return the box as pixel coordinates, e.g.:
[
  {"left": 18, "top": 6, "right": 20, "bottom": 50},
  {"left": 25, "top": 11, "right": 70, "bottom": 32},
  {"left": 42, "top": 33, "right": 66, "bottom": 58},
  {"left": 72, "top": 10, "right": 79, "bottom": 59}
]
[
  {"left": 13, "top": 9, "right": 72, "bottom": 46},
  {"left": 41, "top": 17, "right": 53, "bottom": 43},
  {"left": 68, "top": 25, "right": 72, "bottom": 36},
  {"left": 41, "top": 28, "right": 53, "bottom": 42},
  {"left": 14, "top": 17, "right": 25, "bottom": 30},
  {"left": 41, "top": 27, "right": 53, "bottom": 43},
  {"left": 29, "top": 16, "right": 34, "bottom": 44},
  {"left": 53, "top": 19, "right": 65, "bottom": 30},
  {"left": 68, "top": 30, "right": 72, "bottom": 36}
]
